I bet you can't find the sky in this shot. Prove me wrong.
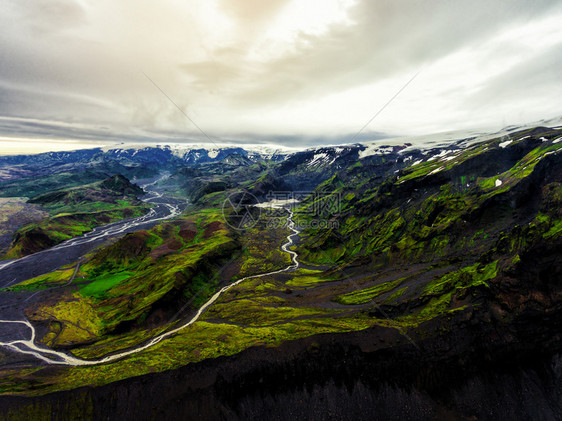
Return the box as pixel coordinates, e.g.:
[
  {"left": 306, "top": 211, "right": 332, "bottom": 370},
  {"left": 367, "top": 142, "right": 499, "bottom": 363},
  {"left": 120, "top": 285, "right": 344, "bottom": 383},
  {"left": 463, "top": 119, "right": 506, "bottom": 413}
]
[{"left": 1, "top": 0, "right": 562, "bottom": 153}]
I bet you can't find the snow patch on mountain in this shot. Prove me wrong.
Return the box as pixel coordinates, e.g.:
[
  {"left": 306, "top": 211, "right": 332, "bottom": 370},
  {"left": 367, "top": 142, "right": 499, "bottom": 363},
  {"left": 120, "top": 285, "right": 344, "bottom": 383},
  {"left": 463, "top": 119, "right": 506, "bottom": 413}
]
[
  {"left": 307, "top": 153, "right": 333, "bottom": 167},
  {"left": 429, "top": 167, "right": 445, "bottom": 175},
  {"left": 207, "top": 149, "right": 220, "bottom": 159},
  {"left": 499, "top": 140, "right": 513, "bottom": 148},
  {"left": 358, "top": 145, "right": 395, "bottom": 159},
  {"left": 103, "top": 142, "right": 302, "bottom": 159}
]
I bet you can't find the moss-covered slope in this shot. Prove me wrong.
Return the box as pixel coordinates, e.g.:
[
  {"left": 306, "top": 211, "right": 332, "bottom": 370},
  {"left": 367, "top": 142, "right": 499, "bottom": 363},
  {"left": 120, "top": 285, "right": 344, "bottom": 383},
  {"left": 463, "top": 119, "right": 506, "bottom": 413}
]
[
  {"left": 0, "top": 126, "right": 559, "bottom": 406},
  {"left": 2, "top": 175, "right": 149, "bottom": 259}
]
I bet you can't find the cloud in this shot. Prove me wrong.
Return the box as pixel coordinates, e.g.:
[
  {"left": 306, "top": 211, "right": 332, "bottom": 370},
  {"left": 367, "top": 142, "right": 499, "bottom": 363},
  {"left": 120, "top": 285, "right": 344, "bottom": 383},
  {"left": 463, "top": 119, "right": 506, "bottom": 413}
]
[
  {"left": 12, "top": 0, "right": 88, "bottom": 34},
  {"left": 218, "top": 0, "right": 290, "bottom": 26},
  {"left": 221, "top": 0, "right": 560, "bottom": 106},
  {"left": 464, "top": 41, "right": 562, "bottom": 125},
  {"left": 0, "top": 0, "right": 561, "bottom": 147}
]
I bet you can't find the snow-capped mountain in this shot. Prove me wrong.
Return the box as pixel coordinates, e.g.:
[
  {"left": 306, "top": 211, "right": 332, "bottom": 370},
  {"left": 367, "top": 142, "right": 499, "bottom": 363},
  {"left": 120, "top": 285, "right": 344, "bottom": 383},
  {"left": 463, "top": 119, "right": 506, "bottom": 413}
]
[
  {"left": 101, "top": 143, "right": 302, "bottom": 165},
  {"left": 1, "top": 118, "right": 560, "bottom": 187}
]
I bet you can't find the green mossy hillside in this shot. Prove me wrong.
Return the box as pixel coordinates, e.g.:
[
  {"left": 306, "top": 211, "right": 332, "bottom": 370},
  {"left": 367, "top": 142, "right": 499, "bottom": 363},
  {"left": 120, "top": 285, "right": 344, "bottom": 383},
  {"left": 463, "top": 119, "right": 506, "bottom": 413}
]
[
  {"left": 28, "top": 174, "right": 145, "bottom": 216},
  {"left": 24, "top": 209, "right": 241, "bottom": 349},
  {"left": 0, "top": 128, "right": 560, "bottom": 398},
  {"left": 2, "top": 175, "right": 150, "bottom": 259},
  {"left": 3, "top": 207, "right": 148, "bottom": 260},
  {"left": 292, "top": 129, "right": 561, "bottom": 330},
  {"left": 296, "top": 130, "right": 561, "bottom": 267}
]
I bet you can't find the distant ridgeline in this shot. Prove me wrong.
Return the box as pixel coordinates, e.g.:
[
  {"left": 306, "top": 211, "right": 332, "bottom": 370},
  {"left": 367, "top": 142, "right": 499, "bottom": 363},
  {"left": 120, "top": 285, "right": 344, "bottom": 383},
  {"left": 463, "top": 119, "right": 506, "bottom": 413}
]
[{"left": 0, "top": 125, "right": 560, "bottom": 420}]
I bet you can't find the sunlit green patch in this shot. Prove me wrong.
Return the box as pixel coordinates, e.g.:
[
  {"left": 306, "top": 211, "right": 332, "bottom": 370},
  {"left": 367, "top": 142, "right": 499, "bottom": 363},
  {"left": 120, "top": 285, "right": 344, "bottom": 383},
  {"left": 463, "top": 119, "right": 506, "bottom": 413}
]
[
  {"left": 1, "top": 268, "right": 75, "bottom": 292},
  {"left": 395, "top": 292, "right": 455, "bottom": 327},
  {"left": 543, "top": 218, "right": 562, "bottom": 239},
  {"left": 79, "top": 272, "right": 133, "bottom": 299},
  {"left": 71, "top": 324, "right": 174, "bottom": 360},
  {"left": 285, "top": 272, "right": 336, "bottom": 287},
  {"left": 30, "top": 293, "right": 103, "bottom": 346},
  {"left": 382, "top": 287, "right": 408, "bottom": 304},
  {"left": 203, "top": 299, "right": 335, "bottom": 326},
  {"left": 423, "top": 260, "right": 497, "bottom": 296},
  {"left": 223, "top": 278, "right": 285, "bottom": 301},
  {"left": 334, "top": 279, "right": 403, "bottom": 305}
]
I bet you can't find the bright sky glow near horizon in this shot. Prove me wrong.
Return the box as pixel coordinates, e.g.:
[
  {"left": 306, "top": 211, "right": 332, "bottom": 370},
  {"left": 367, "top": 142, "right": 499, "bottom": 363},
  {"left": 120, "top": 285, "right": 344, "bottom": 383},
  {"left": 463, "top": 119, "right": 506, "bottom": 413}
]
[{"left": 1, "top": 0, "right": 562, "bottom": 154}]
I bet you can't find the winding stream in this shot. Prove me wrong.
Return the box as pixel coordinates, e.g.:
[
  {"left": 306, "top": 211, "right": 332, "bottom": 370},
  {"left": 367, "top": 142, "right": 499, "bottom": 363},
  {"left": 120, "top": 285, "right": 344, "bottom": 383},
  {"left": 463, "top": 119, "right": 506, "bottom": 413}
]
[
  {"left": 0, "top": 206, "right": 299, "bottom": 366},
  {"left": 0, "top": 179, "right": 183, "bottom": 278}
]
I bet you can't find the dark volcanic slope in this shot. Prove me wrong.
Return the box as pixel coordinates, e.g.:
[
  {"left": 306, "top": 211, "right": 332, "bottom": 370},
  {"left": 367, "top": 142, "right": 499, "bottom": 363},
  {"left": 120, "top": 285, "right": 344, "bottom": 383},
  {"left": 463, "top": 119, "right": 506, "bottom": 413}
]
[
  {"left": 0, "top": 126, "right": 560, "bottom": 420},
  {"left": 0, "top": 323, "right": 559, "bottom": 421}
]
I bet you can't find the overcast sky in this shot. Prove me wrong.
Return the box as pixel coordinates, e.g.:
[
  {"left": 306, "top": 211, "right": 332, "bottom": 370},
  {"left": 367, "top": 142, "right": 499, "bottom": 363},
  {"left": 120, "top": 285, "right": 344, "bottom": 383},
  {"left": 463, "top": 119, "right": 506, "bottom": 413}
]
[{"left": 1, "top": 0, "right": 561, "bottom": 151}]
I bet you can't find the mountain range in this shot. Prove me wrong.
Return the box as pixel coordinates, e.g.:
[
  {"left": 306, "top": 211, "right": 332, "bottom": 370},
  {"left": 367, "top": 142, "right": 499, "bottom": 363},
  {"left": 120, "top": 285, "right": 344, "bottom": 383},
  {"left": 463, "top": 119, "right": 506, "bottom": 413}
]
[{"left": 0, "top": 123, "right": 560, "bottom": 420}]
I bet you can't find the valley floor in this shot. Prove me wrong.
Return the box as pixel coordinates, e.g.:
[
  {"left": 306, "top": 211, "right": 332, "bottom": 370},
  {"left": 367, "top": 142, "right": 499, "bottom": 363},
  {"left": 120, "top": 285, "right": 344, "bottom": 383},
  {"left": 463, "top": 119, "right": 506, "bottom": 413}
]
[{"left": 0, "top": 126, "right": 560, "bottom": 419}]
